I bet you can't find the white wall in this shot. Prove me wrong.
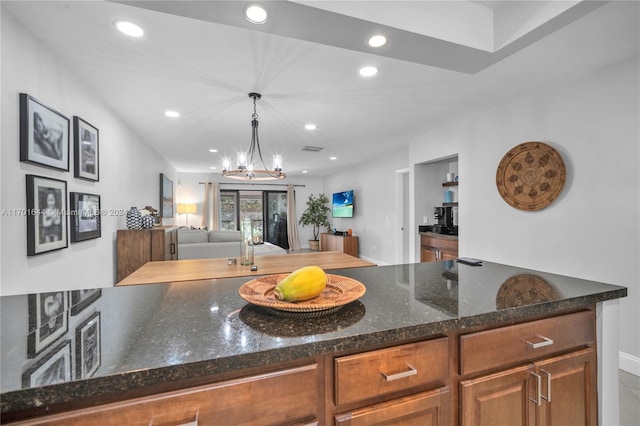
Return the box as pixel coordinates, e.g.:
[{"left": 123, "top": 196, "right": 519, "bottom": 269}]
[
  {"left": 0, "top": 10, "right": 176, "bottom": 295},
  {"left": 409, "top": 55, "right": 640, "bottom": 367},
  {"left": 324, "top": 147, "right": 409, "bottom": 264},
  {"left": 175, "top": 172, "right": 324, "bottom": 247}
]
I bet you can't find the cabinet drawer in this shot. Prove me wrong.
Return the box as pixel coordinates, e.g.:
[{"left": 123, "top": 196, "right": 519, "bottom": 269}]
[
  {"left": 16, "top": 364, "right": 318, "bottom": 426},
  {"left": 421, "top": 235, "right": 458, "bottom": 252},
  {"left": 460, "top": 310, "right": 594, "bottom": 376},
  {"left": 335, "top": 386, "right": 449, "bottom": 426},
  {"left": 334, "top": 338, "right": 448, "bottom": 407}
]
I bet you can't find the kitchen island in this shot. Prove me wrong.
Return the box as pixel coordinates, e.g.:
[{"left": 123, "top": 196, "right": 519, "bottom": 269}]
[{"left": 0, "top": 261, "right": 626, "bottom": 425}]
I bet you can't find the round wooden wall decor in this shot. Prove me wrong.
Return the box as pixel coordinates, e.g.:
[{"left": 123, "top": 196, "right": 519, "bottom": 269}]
[{"left": 496, "top": 141, "right": 566, "bottom": 211}]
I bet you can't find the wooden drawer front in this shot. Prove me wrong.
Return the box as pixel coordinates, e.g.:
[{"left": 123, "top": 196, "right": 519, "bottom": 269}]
[
  {"left": 460, "top": 310, "right": 594, "bottom": 376},
  {"left": 334, "top": 338, "right": 448, "bottom": 407},
  {"left": 421, "top": 235, "right": 458, "bottom": 252},
  {"left": 335, "top": 386, "right": 450, "bottom": 426},
  {"left": 17, "top": 364, "right": 318, "bottom": 426}
]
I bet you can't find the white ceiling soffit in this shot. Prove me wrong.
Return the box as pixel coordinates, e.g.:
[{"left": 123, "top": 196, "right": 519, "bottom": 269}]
[{"left": 115, "top": 0, "right": 607, "bottom": 74}]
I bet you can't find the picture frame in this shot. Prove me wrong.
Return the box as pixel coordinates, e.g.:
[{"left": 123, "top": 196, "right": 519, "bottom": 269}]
[
  {"left": 69, "top": 192, "right": 101, "bottom": 243},
  {"left": 70, "top": 289, "right": 101, "bottom": 316},
  {"left": 22, "top": 340, "right": 72, "bottom": 388},
  {"left": 26, "top": 175, "right": 68, "bottom": 256},
  {"left": 20, "top": 93, "right": 70, "bottom": 171},
  {"left": 75, "top": 311, "right": 101, "bottom": 379},
  {"left": 160, "top": 173, "right": 174, "bottom": 218},
  {"left": 73, "top": 116, "right": 99, "bottom": 181},
  {"left": 28, "top": 291, "right": 69, "bottom": 358}
]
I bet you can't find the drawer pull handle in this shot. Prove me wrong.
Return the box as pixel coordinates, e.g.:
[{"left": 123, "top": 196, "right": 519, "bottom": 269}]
[
  {"left": 541, "top": 369, "right": 552, "bottom": 402},
  {"left": 381, "top": 364, "right": 417, "bottom": 381},
  {"left": 529, "top": 372, "right": 542, "bottom": 406},
  {"left": 526, "top": 336, "right": 554, "bottom": 349}
]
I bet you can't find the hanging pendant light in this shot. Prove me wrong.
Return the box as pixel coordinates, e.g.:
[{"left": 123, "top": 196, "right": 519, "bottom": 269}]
[{"left": 222, "top": 93, "right": 286, "bottom": 180}]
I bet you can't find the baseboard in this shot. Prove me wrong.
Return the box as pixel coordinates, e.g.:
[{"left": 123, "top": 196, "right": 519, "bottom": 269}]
[{"left": 619, "top": 351, "right": 640, "bottom": 376}]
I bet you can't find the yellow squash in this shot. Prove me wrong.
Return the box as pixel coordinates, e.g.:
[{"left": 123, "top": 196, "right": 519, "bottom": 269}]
[{"left": 274, "top": 266, "right": 327, "bottom": 302}]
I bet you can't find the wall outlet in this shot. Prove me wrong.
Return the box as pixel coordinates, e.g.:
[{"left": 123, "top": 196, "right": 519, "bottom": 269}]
[{"left": 371, "top": 246, "right": 377, "bottom": 253}]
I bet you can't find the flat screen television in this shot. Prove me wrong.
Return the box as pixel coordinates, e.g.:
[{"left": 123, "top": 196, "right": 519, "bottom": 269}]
[{"left": 332, "top": 190, "right": 354, "bottom": 218}]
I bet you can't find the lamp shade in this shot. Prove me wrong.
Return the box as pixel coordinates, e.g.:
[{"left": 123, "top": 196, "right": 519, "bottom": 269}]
[{"left": 177, "top": 203, "right": 197, "bottom": 214}]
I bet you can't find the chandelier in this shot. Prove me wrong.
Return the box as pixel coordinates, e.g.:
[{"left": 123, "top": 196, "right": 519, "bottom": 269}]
[{"left": 222, "top": 93, "right": 286, "bottom": 180}]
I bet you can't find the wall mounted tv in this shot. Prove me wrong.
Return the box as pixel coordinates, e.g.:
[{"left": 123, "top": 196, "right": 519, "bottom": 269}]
[{"left": 332, "top": 190, "right": 354, "bottom": 218}]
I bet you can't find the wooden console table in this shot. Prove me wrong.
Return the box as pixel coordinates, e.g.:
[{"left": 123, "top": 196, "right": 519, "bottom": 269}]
[
  {"left": 320, "top": 233, "right": 359, "bottom": 257},
  {"left": 117, "top": 251, "right": 375, "bottom": 286}
]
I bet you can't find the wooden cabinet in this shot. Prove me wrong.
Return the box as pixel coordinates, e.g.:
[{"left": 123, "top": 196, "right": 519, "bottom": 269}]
[
  {"left": 14, "top": 364, "right": 319, "bottom": 426},
  {"left": 459, "top": 310, "right": 597, "bottom": 426},
  {"left": 320, "top": 233, "right": 359, "bottom": 257},
  {"left": 335, "top": 387, "right": 449, "bottom": 426},
  {"left": 460, "top": 348, "right": 596, "bottom": 426},
  {"left": 420, "top": 234, "right": 458, "bottom": 262},
  {"left": 334, "top": 338, "right": 448, "bottom": 407},
  {"left": 333, "top": 338, "right": 449, "bottom": 425},
  {"left": 116, "top": 226, "right": 177, "bottom": 282}
]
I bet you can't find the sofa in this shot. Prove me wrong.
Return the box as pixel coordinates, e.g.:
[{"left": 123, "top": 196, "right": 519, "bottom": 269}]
[{"left": 178, "top": 229, "right": 287, "bottom": 260}]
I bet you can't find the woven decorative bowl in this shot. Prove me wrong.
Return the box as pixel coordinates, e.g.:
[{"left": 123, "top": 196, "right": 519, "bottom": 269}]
[
  {"left": 239, "top": 273, "right": 366, "bottom": 313},
  {"left": 496, "top": 141, "right": 566, "bottom": 211}
]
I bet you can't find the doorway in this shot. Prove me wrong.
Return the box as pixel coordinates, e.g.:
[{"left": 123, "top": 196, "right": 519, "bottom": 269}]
[{"left": 395, "top": 168, "right": 410, "bottom": 265}]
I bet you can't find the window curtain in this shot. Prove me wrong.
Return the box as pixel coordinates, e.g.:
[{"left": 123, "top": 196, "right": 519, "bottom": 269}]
[
  {"left": 201, "top": 182, "right": 220, "bottom": 230},
  {"left": 286, "top": 184, "right": 301, "bottom": 251}
]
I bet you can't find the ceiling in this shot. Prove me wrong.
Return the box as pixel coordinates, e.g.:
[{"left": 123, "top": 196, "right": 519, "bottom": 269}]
[{"left": 2, "top": 1, "right": 638, "bottom": 176}]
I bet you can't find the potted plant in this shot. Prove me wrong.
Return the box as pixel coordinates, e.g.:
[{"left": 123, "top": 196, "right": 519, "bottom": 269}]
[{"left": 299, "top": 193, "right": 331, "bottom": 251}]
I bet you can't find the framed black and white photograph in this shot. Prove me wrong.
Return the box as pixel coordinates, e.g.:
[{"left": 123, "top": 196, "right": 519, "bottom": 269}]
[
  {"left": 70, "top": 289, "right": 101, "bottom": 316},
  {"left": 70, "top": 192, "right": 101, "bottom": 243},
  {"left": 160, "top": 173, "right": 174, "bottom": 218},
  {"left": 28, "top": 291, "right": 69, "bottom": 358},
  {"left": 22, "top": 340, "right": 71, "bottom": 388},
  {"left": 26, "top": 175, "right": 68, "bottom": 256},
  {"left": 75, "top": 311, "right": 101, "bottom": 379},
  {"left": 20, "top": 93, "right": 70, "bottom": 171},
  {"left": 73, "top": 116, "right": 99, "bottom": 181}
]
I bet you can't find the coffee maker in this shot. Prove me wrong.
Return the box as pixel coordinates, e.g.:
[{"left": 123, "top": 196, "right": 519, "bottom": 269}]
[{"left": 433, "top": 206, "right": 455, "bottom": 235}]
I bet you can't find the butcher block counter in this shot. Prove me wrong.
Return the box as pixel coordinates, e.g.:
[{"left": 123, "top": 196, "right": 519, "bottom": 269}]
[{"left": 0, "top": 261, "right": 626, "bottom": 425}]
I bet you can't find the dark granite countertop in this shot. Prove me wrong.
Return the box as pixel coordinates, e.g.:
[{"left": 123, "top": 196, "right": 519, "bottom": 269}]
[
  {"left": 419, "top": 231, "right": 459, "bottom": 240},
  {"left": 0, "top": 261, "right": 626, "bottom": 417}
]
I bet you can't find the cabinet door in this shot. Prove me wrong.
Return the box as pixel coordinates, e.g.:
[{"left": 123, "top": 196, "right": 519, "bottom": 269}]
[
  {"left": 335, "top": 387, "right": 449, "bottom": 426},
  {"left": 460, "top": 364, "right": 532, "bottom": 426},
  {"left": 421, "top": 248, "right": 438, "bottom": 262},
  {"left": 440, "top": 250, "right": 458, "bottom": 261},
  {"left": 535, "top": 348, "right": 597, "bottom": 426}
]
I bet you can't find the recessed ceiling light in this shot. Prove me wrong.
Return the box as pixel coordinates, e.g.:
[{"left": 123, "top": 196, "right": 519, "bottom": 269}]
[
  {"left": 305, "top": 124, "right": 317, "bottom": 130},
  {"left": 302, "top": 170, "right": 308, "bottom": 174},
  {"left": 114, "top": 20, "right": 144, "bottom": 37},
  {"left": 330, "top": 156, "right": 337, "bottom": 160},
  {"left": 367, "top": 34, "right": 387, "bottom": 48},
  {"left": 165, "top": 110, "right": 180, "bottom": 118},
  {"left": 359, "top": 66, "right": 378, "bottom": 77},
  {"left": 244, "top": 4, "right": 267, "bottom": 24},
  {"left": 209, "top": 149, "right": 218, "bottom": 153}
]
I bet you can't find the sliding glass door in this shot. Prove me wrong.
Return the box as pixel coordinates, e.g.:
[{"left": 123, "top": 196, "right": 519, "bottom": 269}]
[
  {"left": 264, "top": 191, "right": 289, "bottom": 249},
  {"left": 219, "top": 190, "right": 288, "bottom": 249},
  {"left": 220, "top": 191, "right": 238, "bottom": 231}
]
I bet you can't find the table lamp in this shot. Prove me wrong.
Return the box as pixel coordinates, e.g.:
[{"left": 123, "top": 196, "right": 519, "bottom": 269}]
[{"left": 177, "top": 203, "right": 197, "bottom": 226}]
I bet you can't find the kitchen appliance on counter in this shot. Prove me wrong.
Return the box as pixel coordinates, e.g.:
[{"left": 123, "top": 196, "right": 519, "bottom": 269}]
[{"left": 432, "top": 206, "right": 457, "bottom": 235}]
